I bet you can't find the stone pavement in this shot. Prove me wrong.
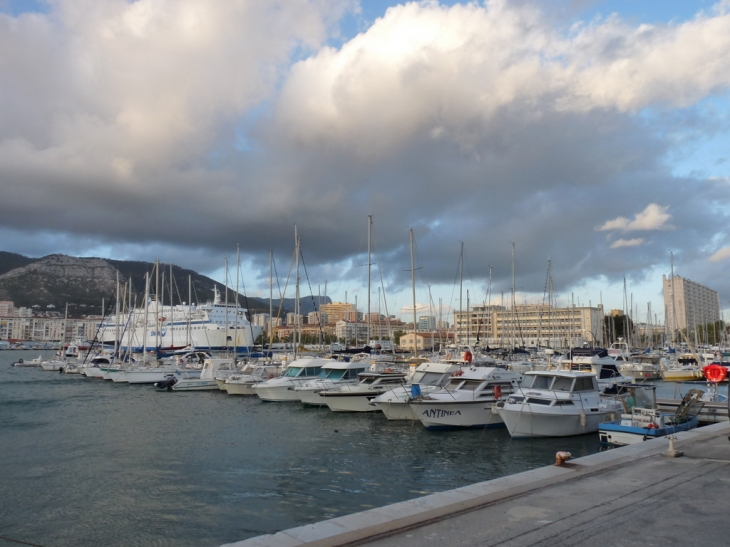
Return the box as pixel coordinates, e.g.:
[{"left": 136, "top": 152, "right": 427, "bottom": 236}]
[{"left": 222, "top": 422, "right": 730, "bottom": 547}]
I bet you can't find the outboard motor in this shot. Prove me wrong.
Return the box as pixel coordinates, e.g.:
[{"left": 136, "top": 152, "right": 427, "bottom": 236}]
[{"left": 154, "top": 375, "right": 178, "bottom": 391}]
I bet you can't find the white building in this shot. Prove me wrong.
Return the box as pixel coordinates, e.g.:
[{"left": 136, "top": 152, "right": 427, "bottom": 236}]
[
  {"left": 663, "top": 274, "right": 719, "bottom": 336},
  {"left": 454, "top": 304, "right": 603, "bottom": 348}
]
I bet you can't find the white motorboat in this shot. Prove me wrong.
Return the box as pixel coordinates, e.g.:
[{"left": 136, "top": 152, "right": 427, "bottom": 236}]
[
  {"left": 167, "top": 358, "right": 234, "bottom": 391},
  {"left": 12, "top": 355, "right": 43, "bottom": 367},
  {"left": 411, "top": 366, "right": 522, "bottom": 428},
  {"left": 224, "top": 365, "right": 283, "bottom": 395},
  {"left": 616, "top": 354, "right": 663, "bottom": 381},
  {"left": 319, "top": 371, "right": 409, "bottom": 412},
  {"left": 41, "top": 358, "right": 67, "bottom": 371},
  {"left": 496, "top": 370, "right": 623, "bottom": 438},
  {"left": 253, "top": 358, "right": 334, "bottom": 402},
  {"left": 369, "top": 362, "right": 460, "bottom": 420},
  {"left": 294, "top": 360, "right": 371, "bottom": 406}
]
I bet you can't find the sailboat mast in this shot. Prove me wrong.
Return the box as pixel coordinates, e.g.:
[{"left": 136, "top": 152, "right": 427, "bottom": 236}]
[
  {"left": 459, "top": 241, "right": 463, "bottom": 345},
  {"left": 115, "top": 271, "right": 120, "bottom": 359},
  {"left": 511, "top": 242, "right": 516, "bottom": 349},
  {"left": 269, "top": 250, "right": 274, "bottom": 359},
  {"left": 410, "top": 228, "right": 417, "bottom": 357},
  {"left": 367, "top": 215, "right": 372, "bottom": 347},
  {"left": 294, "top": 225, "right": 300, "bottom": 359},
  {"left": 235, "top": 244, "right": 241, "bottom": 356}
]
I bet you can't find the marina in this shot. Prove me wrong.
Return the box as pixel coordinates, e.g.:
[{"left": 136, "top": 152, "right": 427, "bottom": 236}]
[
  {"left": 1, "top": 350, "right": 605, "bottom": 547},
  {"left": 2, "top": 348, "right": 728, "bottom": 547}
]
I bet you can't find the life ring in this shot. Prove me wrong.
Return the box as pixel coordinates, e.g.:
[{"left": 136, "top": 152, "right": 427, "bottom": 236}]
[
  {"left": 702, "top": 364, "right": 728, "bottom": 383},
  {"left": 464, "top": 351, "right": 473, "bottom": 363},
  {"left": 445, "top": 353, "right": 453, "bottom": 360},
  {"left": 493, "top": 385, "right": 502, "bottom": 399},
  {"left": 644, "top": 372, "right": 651, "bottom": 378},
  {"left": 452, "top": 369, "right": 464, "bottom": 377}
]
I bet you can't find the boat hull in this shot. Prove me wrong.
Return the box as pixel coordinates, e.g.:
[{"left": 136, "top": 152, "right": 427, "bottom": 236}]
[
  {"left": 322, "top": 392, "right": 384, "bottom": 412},
  {"left": 224, "top": 381, "right": 258, "bottom": 395},
  {"left": 499, "top": 406, "right": 616, "bottom": 438},
  {"left": 413, "top": 400, "right": 503, "bottom": 429},
  {"left": 599, "top": 417, "right": 698, "bottom": 446}
]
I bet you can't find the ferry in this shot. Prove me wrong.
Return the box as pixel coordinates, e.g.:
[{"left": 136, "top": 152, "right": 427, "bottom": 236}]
[{"left": 98, "top": 286, "right": 263, "bottom": 353}]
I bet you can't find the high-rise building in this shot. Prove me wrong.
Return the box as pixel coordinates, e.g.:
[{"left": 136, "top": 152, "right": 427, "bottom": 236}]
[
  {"left": 0, "top": 301, "right": 14, "bottom": 317},
  {"left": 663, "top": 275, "right": 719, "bottom": 335},
  {"left": 320, "top": 302, "right": 357, "bottom": 324}
]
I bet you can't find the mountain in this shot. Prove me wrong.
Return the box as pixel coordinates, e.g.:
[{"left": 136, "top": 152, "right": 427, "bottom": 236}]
[{"left": 0, "top": 252, "right": 328, "bottom": 317}]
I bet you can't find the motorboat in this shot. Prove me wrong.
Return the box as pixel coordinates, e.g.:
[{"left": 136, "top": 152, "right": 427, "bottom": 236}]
[
  {"left": 41, "top": 358, "right": 67, "bottom": 371},
  {"left": 496, "top": 370, "right": 624, "bottom": 438},
  {"left": 224, "top": 364, "right": 283, "bottom": 395},
  {"left": 253, "top": 358, "right": 334, "bottom": 402},
  {"left": 319, "top": 371, "right": 409, "bottom": 412},
  {"left": 369, "top": 362, "right": 461, "bottom": 420},
  {"left": 616, "top": 354, "right": 663, "bottom": 381},
  {"left": 166, "top": 358, "right": 234, "bottom": 391},
  {"left": 411, "top": 366, "right": 522, "bottom": 428},
  {"left": 607, "top": 338, "right": 631, "bottom": 357},
  {"left": 599, "top": 385, "right": 702, "bottom": 445},
  {"left": 662, "top": 354, "right": 705, "bottom": 381},
  {"left": 11, "top": 355, "right": 43, "bottom": 367},
  {"left": 294, "top": 360, "right": 371, "bottom": 406}
]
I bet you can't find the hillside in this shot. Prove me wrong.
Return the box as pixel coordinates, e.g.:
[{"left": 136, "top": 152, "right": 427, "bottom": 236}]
[{"left": 0, "top": 252, "right": 328, "bottom": 317}]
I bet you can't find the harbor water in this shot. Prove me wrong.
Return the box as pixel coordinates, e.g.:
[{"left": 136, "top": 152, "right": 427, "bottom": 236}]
[{"left": 3, "top": 350, "right": 612, "bottom": 546}]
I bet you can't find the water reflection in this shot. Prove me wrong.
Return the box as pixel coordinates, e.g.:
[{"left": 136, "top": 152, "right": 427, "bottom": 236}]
[{"left": 2, "top": 351, "right": 608, "bottom": 547}]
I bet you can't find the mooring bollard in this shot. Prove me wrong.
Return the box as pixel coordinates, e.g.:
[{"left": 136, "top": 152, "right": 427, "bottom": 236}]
[{"left": 555, "top": 451, "right": 572, "bottom": 466}]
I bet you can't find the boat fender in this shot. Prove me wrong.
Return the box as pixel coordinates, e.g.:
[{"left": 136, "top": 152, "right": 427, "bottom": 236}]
[
  {"left": 464, "top": 351, "right": 473, "bottom": 363},
  {"left": 579, "top": 410, "right": 587, "bottom": 428},
  {"left": 491, "top": 403, "right": 500, "bottom": 414}
]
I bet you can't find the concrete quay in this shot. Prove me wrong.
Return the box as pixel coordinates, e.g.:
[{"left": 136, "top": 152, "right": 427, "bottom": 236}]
[{"left": 222, "top": 422, "right": 730, "bottom": 547}]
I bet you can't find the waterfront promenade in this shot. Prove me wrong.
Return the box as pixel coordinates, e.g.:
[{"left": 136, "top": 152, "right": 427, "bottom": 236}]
[{"left": 223, "top": 422, "right": 730, "bottom": 547}]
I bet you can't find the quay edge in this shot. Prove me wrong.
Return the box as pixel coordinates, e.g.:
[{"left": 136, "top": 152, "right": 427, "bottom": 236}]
[{"left": 221, "top": 421, "right": 730, "bottom": 547}]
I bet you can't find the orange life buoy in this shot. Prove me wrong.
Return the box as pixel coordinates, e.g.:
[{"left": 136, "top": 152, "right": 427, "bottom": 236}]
[
  {"left": 493, "top": 385, "right": 502, "bottom": 399},
  {"left": 644, "top": 372, "right": 651, "bottom": 378},
  {"left": 703, "top": 364, "right": 728, "bottom": 383},
  {"left": 464, "top": 351, "right": 473, "bottom": 363}
]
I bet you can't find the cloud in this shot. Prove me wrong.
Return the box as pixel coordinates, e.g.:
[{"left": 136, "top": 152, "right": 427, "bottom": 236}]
[
  {"left": 709, "top": 247, "right": 730, "bottom": 262},
  {"left": 597, "top": 204, "right": 674, "bottom": 232},
  {"left": 0, "top": 0, "right": 730, "bottom": 305},
  {"left": 610, "top": 238, "right": 645, "bottom": 249}
]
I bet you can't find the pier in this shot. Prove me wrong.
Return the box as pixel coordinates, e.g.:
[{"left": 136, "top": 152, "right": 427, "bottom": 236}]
[{"left": 223, "top": 422, "right": 730, "bottom": 547}]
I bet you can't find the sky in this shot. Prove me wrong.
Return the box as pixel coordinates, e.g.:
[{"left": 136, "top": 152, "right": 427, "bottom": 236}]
[{"left": 0, "top": 0, "right": 729, "bottom": 324}]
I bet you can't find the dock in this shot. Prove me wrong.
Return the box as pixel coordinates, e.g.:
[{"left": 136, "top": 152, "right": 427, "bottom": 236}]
[{"left": 222, "top": 421, "right": 730, "bottom": 547}]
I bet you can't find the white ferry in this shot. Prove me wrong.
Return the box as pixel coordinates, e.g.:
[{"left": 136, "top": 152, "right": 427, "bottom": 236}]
[{"left": 98, "top": 286, "right": 263, "bottom": 353}]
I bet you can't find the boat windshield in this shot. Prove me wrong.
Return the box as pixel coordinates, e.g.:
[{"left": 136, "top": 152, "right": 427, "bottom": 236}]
[
  {"left": 523, "top": 375, "right": 554, "bottom": 389},
  {"left": 324, "top": 369, "right": 346, "bottom": 380},
  {"left": 458, "top": 380, "right": 483, "bottom": 391},
  {"left": 284, "top": 367, "right": 302, "bottom": 377},
  {"left": 411, "top": 372, "right": 446, "bottom": 385}
]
